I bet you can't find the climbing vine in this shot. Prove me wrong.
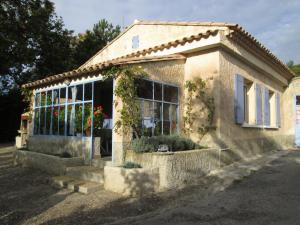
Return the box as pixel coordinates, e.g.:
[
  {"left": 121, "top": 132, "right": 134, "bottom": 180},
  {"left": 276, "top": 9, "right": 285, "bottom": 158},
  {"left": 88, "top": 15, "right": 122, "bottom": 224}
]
[
  {"left": 21, "top": 87, "right": 33, "bottom": 122},
  {"left": 183, "top": 77, "right": 215, "bottom": 140},
  {"left": 102, "top": 65, "right": 148, "bottom": 137}
]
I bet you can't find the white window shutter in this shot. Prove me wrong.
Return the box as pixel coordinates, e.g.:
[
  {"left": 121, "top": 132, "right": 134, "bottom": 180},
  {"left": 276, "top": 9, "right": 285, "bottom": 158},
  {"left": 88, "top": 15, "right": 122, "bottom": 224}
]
[
  {"left": 255, "top": 83, "right": 262, "bottom": 125},
  {"left": 234, "top": 74, "right": 244, "bottom": 124},
  {"left": 264, "top": 87, "right": 270, "bottom": 126}
]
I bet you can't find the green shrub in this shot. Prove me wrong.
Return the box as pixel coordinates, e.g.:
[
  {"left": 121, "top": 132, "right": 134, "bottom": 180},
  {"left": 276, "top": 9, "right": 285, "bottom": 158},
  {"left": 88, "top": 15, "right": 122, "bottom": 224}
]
[
  {"left": 123, "top": 161, "right": 142, "bottom": 169},
  {"left": 132, "top": 135, "right": 202, "bottom": 153}
]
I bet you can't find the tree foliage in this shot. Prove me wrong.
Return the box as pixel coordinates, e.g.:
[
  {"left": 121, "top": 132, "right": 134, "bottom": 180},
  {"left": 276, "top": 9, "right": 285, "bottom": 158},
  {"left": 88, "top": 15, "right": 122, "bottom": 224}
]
[
  {"left": 0, "top": 0, "right": 120, "bottom": 142},
  {"left": 72, "top": 19, "right": 121, "bottom": 68},
  {"left": 287, "top": 60, "right": 300, "bottom": 76}
]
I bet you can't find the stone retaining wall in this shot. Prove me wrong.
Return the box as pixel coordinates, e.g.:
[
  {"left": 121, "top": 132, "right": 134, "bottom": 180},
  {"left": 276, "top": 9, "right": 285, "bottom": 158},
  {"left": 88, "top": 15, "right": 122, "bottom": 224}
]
[
  {"left": 126, "top": 148, "right": 238, "bottom": 190},
  {"left": 14, "top": 150, "right": 84, "bottom": 175},
  {"left": 27, "top": 135, "right": 101, "bottom": 159}
]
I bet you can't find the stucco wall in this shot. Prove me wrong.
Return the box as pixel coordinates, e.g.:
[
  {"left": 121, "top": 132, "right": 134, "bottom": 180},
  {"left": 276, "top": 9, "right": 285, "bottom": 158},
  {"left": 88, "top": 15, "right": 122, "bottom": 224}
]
[
  {"left": 282, "top": 77, "right": 300, "bottom": 144},
  {"left": 184, "top": 50, "right": 221, "bottom": 148},
  {"left": 217, "top": 49, "right": 292, "bottom": 159},
  {"left": 83, "top": 23, "right": 226, "bottom": 68}
]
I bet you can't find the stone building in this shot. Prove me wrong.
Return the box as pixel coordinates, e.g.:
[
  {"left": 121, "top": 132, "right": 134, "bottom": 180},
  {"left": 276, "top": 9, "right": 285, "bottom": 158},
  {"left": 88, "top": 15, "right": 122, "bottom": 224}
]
[{"left": 22, "top": 20, "right": 296, "bottom": 168}]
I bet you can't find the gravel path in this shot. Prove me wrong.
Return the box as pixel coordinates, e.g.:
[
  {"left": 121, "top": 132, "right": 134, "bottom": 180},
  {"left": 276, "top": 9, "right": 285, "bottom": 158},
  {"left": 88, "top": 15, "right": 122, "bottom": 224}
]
[{"left": 1, "top": 147, "right": 299, "bottom": 225}]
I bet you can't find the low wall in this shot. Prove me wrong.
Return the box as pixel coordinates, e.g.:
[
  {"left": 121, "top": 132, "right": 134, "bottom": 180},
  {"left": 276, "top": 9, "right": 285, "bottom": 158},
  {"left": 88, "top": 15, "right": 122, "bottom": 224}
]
[
  {"left": 126, "top": 149, "right": 237, "bottom": 190},
  {"left": 27, "top": 135, "right": 101, "bottom": 159},
  {"left": 104, "top": 166, "right": 159, "bottom": 196},
  {"left": 14, "top": 150, "right": 84, "bottom": 175}
]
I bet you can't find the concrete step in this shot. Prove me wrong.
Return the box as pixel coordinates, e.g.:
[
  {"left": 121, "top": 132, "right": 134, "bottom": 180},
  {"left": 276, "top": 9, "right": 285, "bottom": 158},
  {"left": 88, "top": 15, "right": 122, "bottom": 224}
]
[
  {"left": 91, "top": 156, "right": 112, "bottom": 168},
  {"left": 78, "top": 181, "right": 103, "bottom": 194},
  {"left": 66, "top": 166, "right": 104, "bottom": 184},
  {"left": 52, "top": 176, "right": 75, "bottom": 188},
  {"left": 52, "top": 176, "right": 103, "bottom": 194}
]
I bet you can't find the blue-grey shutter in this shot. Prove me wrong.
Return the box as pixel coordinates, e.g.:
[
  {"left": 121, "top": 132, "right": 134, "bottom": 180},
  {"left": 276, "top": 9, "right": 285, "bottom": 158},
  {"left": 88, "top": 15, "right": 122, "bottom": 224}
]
[
  {"left": 255, "top": 83, "right": 262, "bottom": 125},
  {"left": 276, "top": 93, "right": 281, "bottom": 127},
  {"left": 234, "top": 74, "right": 244, "bottom": 124},
  {"left": 264, "top": 87, "right": 270, "bottom": 126}
]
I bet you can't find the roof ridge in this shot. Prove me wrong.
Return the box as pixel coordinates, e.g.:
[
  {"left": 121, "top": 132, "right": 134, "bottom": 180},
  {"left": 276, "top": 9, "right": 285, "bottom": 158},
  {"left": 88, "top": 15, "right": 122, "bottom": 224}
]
[{"left": 135, "top": 20, "right": 237, "bottom": 27}]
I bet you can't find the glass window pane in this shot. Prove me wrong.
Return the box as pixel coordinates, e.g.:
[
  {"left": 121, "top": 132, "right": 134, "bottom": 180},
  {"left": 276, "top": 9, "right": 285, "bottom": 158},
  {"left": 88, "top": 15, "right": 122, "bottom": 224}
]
[
  {"left": 40, "top": 92, "right": 46, "bottom": 106},
  {"left": 154, "top": 83, "right": 162, "bottom": 101},
  {"left": 52, "top": 106, "right": 59, "bottom": 135},
  {"left": 45, "top": 107, "right": 51, "bottom": 134},
  {"left": 163, "top": 103, "right": 170, "bottom": 135},
  {"left": 143, "top": 100, "right": 153, "bottom": 137},
  {"left": 60, "top": 88, "right": 66, "bottom": 104},
  {"left": 46, "top": 91, "right": 52, "bottom": 106},
  {"left": 59, "top": 106, "right": 65, "bottom": 135},
  {"left": 84, "top": 83, "right": 93, "bottom": 101},
  {"left": 170, "top": 105, "right": 178, "bottom": 134},
  {"left": 135, "top": 79, "right": 153, "bottom": 99},
  {"left": 34, "top": 109, "right": 40, "bottom": 134},
  {"left": 35, "top": 93, "right": 41, "bottom": 107},
  {"left": 40, "top": 108, "right": 46, "bottom": 134},
  {"left": 75, "top": 104, "right": 83, "bottom": 136},
  {"left": 67, "top": 105, "right": 74, "bottom": 136},
  {"left": 76, "top": 84, "right": 83, "bottom": 102},
  {"left": 53, "top": 89, "right": 59, "bottom": 105},
  {"left": 154, "top": 102, "right": 162, "bottom": 136},
  {"left": 163, "top": 85, "right": 178, "bottom": 103},
  {"left": 83, "top": 103, "right": 92, "bottom": 137}
]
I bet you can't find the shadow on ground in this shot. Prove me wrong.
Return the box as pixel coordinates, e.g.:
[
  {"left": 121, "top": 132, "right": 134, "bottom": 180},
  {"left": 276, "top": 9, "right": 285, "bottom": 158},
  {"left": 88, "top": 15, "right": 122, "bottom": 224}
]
[{"left": 0, "top": 147, "right": 70, "bottom": 225}]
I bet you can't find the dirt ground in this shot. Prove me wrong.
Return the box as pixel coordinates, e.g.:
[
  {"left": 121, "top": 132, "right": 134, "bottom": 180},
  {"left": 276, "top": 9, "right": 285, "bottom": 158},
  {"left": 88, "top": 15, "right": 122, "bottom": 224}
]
[{"left": 1, "top": 146, "right": 300, "bottom": 225}]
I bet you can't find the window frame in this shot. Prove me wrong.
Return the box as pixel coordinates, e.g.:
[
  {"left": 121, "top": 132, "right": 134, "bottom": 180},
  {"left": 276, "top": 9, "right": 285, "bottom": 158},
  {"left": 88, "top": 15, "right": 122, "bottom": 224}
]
[
  {"left": 33, "top": 78, "right": 102, "bottom": 137},
  {"left": 135, "top": 78, "right": 180, "bottom": 136}
]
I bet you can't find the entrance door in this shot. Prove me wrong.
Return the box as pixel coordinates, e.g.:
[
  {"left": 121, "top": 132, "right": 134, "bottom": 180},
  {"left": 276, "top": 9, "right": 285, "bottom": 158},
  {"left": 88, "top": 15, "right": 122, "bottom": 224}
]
[{"left": 295, "top": 96, "right": 300, "bottom": 147}]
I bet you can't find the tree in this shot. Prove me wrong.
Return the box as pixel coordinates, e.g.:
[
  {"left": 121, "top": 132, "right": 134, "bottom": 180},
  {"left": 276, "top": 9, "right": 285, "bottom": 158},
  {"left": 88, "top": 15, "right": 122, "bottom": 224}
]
[
  {"left": 287, "top": 60, "right": 300, "bottom": 76},
  {"left": 0, "top": 0, "right": 74, "bottom": 91},
  {"left": 71, "top": 19, "right": 121, "bottom": 68}
]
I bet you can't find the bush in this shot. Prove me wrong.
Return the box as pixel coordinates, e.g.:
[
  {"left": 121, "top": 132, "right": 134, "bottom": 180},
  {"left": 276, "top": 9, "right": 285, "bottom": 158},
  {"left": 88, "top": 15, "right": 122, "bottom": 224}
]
[
  {"left": 123, "top": 161, "right": 142, "bottom": 169},
  {"left": 132, "top": 135, "right": 202, "bottom": 153}
]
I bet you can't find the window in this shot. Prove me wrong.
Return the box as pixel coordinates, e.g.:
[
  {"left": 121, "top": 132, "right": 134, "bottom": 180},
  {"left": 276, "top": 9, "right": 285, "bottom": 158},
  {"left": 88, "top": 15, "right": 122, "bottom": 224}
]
[
  {"left": 33, "top": 79, "right": 113, "bottom": 137},
  {"left": 235, "top": 74, "right": 281, "bottom": 128},
  {"left": 132, "top": 35, "right": 139, "bottom": 49},
  {"left": 135, "top": 78, "right": 179, "bottom": 137}
]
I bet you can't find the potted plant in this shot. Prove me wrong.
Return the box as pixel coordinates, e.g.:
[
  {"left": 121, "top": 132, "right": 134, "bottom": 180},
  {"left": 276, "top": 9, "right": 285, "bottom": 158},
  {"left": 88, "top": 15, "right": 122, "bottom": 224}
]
[{"left": 84, "top": 105, "right": 108, "bottom": 136}]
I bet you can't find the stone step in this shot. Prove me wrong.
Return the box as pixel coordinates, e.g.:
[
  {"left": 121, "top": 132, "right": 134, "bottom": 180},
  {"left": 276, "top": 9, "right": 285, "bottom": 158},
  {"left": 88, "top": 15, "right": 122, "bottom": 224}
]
[
  {"left": 51, "top": 176, "right": 103, "bottom": 194},
  {"left": 91, "top": 156, "right": 112, "bottom": 168},
  {"left": 66, "top": 166, "right": 104, "bottom": 184}
]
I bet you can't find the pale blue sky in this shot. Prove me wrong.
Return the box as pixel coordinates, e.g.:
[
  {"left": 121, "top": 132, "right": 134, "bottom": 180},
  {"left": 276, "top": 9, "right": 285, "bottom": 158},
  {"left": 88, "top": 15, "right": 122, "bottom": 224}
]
[{"left": 52, "top": 0, "right": 300, "bottom": 63}]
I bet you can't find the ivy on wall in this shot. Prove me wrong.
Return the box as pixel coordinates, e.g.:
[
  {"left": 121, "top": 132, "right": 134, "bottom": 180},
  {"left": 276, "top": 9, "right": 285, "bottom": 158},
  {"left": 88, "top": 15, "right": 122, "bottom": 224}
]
[
  {"left": 102, "top": 65, "right": 148, "bottom": 137},
  {"left": 183, "top": 77, "right": 215, "bottom": 140}
]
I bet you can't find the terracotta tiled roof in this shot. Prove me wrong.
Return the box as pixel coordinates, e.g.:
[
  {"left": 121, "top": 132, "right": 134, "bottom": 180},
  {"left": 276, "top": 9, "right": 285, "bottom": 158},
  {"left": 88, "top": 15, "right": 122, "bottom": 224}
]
[
  {"left": 23, "top": 20, "right": 295, "bottom": 88},
  {"left": 113, "top": 29, "right": 218, "bottom": 60},
  {"left": 22, "top": 54, "right": 186, "bottom": 88},
  {"left": 226, "top": 25, "right": 295, "bottom": 79}
]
